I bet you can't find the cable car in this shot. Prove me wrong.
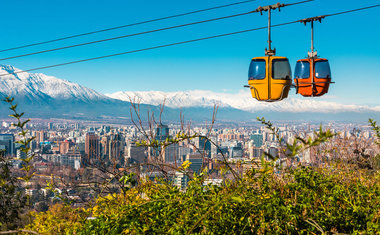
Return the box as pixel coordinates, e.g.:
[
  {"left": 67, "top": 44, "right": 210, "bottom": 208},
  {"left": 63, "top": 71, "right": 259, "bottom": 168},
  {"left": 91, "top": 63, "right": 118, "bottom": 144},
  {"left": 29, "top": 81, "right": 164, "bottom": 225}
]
[
  {"left": 248, "top": 56, "right": 292, "bottom": 101},
  {"left": 295, "top": 16, "right": 333, "bottom": 97},
  {"left": 294, "top": 58, "right": 331, "bottom": 97},
  {"left": 245, "top": 3, "right": 292, "bottom": 102}
]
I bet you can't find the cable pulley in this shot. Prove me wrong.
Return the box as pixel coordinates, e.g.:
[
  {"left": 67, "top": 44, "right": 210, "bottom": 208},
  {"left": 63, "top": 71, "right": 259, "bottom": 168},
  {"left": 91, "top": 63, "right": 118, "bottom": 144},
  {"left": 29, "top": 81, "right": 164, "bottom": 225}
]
[
  {"left": 255, "top": 3, "right": 285, "bottom": 15},
  {"left": 300, "top": 15, "right": 326, "bottom": 24}
]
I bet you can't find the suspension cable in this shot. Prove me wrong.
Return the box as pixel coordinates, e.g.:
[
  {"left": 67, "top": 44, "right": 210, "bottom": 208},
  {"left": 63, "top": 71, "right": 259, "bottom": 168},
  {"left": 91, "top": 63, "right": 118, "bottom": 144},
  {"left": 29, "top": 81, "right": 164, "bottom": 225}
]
[
  {"left": 0, "top": 3, "right": 378, "bottom": 77},
  {"left": 0, "top": 0, "right": 313, "bottom": 62},
  {"left": 0, "top": 12, "right": 253, "bottom": 61},
  {"left": 0, "top": 0, "right": 259, "bottom": 53},
  {"left": 0, "top": 24, "right": 285, "bottom": 76}
]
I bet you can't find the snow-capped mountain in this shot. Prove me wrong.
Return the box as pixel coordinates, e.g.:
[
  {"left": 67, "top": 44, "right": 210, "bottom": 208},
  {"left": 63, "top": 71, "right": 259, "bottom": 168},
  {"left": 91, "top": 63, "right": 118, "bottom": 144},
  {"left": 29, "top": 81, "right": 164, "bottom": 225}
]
[
  {"left": 0, "top": 64, "right": 139, "bottom": 120},
  {"left": 106, "top": 90, "right": 380, "bottom": 114},
  {"left": 107, "top": 90, "right": 231, "bottom": 108},
  {"left": 0, "top": 65, "right": 107, "bottom": 103},
  {"left": 1, "top": 64, "right": 379, "bottom": 121}
]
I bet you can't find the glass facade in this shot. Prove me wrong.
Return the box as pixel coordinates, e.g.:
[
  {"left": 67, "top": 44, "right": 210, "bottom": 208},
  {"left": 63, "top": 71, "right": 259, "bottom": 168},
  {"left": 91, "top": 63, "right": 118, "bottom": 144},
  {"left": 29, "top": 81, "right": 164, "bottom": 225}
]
[{"left": 0, "top": 134, "right": 15, "bottom": 157}]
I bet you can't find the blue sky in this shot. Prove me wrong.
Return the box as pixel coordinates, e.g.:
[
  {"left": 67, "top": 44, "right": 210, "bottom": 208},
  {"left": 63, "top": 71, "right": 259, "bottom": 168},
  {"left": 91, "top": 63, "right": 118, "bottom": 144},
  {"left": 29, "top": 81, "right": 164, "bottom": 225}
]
[{"left": 0, "top": 0, "right": 379, "bottom": 106}]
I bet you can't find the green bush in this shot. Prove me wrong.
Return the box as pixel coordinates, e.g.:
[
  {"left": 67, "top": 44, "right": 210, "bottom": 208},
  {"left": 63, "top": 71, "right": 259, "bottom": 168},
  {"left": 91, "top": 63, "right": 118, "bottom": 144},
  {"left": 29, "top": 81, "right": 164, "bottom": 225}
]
[{"left": 25, "top": 162, "right": 379, "bottom": 234}]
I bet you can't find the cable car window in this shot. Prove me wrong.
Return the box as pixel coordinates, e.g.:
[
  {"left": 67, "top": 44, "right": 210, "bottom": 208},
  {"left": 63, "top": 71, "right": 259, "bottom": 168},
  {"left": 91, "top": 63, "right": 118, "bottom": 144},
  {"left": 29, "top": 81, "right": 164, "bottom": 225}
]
[
  {"left": 315, "top": 61, "right": 331, "bottom": 78},
  {"left": 294, "top": 61, "right": 310, "bottom": 79},
  {"left": 272, "top": 59, "right": 291, "bottom": 80},
  {"left": 248, "top": 59, "right": 266, "bottom": 80}
]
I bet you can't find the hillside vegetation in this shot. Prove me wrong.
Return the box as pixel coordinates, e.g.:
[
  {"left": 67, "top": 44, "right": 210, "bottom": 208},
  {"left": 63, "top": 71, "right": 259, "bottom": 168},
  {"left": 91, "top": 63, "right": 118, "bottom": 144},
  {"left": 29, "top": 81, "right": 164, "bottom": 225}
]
[
  {"left": 24, "top": 122, "right": 380, "bottom": 234},
  {"left": 26, "top": 162, "right": 379, "bottom": 234}
]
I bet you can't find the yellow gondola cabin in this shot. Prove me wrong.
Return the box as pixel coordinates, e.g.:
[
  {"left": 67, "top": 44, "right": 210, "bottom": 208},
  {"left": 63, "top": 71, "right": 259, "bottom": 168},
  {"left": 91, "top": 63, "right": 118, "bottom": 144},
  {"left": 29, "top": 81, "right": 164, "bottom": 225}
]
[
  {"left": 248, "top": 56, "right": 292, "bottom": 101},
  {"left": 245, "top": 3, "right": 293, "bottom": 102}
]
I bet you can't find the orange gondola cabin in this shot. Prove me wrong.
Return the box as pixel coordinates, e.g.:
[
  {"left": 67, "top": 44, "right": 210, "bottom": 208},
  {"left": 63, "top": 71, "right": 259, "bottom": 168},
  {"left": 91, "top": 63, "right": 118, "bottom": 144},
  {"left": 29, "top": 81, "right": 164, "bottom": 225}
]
[
  {"left": 294, "top": 57, "right": 331, "bottom": 97},
  {"left": 295, "top": 16, "right": 333, "bottom": 97}
]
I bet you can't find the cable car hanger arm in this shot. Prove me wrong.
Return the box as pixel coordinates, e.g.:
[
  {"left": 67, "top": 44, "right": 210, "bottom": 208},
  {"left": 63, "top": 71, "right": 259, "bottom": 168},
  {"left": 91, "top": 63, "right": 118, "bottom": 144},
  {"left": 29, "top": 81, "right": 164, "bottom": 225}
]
[
  {"left": 253, "top": 0, "right": 313, "bottom": 56},
  {"left": 254, "top": 0, "right": 313, "bottom": 14}
]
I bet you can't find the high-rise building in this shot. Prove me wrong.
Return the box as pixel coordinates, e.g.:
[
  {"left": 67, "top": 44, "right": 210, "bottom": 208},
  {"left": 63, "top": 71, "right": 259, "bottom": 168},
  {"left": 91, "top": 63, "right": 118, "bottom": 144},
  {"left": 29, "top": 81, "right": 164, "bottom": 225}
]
[
  {"left": 127, "top": 142, "right": 147, "bottom": 164},
  {"left": 85, "top": 132, "right": 100, "bottom": 162},
  {"left": 217, "top": 146, "right": 229, "bottom": 158},
  {"left": 155, "top": 124, "right": 169, "bottom": 142},
  {"left": 0, "top": 134, "right": 15, "bottom": 157},
  {"left": 30, "top": 140, "right": 38, "bottom": 151},
  {"left": 186, "top": 153, "right": 204, "bottom": 174},
  {"left": 59, "top": 140, "right": 71, "bottom": 154},
  {"left": 174, "top": 171, "right": 189, "bottom": 190},
  {"left": 66, "top": 150, "right": 82, "bottom": 170},
  {"left": 230, "top": 146, "right": 243, "bottom": 158},
  {"left": 194, "top": 136, "right": 211, "bottom": 157},
  {"left": 268, "top": 146, "right": 279, "bottom": 158},
  {"left": 210, "top": 136, "right": 218, "bottom": 158},
  {"left": 248, "top": 140, "right": 254, "bottom": 159},
  {"left": 152, "top": 124, "right": 170, "bottom": 158},
  {"left": 16, "top": 148, "right": 29, "bottom": 159},
  {"left": 77, "top": 142, "right": 85, "bottom": 155},
  {"left": 74, "top": 123, "right": 80, "bottom": 130},
  {"left": 36, "top": 131, "right": 47, "bottom": 143},
  {"left": 163, "top": 143, "right": 179, "bottom": 163},
  {"left": 251, "top": 133, "right": 263, "bottom": 147},
  {"left": 100, "top": 136, "right": 109, "bottom": 158},
  {"left": 252, "top": 147, "right": 263, "bottom": 158},
  {"left": 109, "top": 134, "right": 123, "bottom": 162},
  {"left": 178, "top": 146, "right": 192, "bottom": 161}
]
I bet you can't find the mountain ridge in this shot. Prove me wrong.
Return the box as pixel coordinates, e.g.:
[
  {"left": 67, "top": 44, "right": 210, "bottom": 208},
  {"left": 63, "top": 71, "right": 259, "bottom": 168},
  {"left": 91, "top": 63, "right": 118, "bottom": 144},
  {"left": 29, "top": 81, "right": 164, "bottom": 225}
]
[
  {"left": 106, "top": 90, "right": 380, "bottom": 114},
  {"left": 0, "top": 65, "right": 108, "bottom": 103},
  {"left": 0, "top": 64, "right": 379, "bottom": 122}
]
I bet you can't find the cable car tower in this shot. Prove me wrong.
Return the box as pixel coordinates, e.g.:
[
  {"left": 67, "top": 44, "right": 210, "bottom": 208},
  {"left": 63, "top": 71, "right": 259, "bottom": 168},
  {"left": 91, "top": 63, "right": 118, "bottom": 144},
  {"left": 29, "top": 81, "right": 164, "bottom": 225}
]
[
  {"left": 246, "top": 3, "right": 292, "bottom": 102},
  {"left": 294, "top": 16, "right": 334, "bottom": 97}
]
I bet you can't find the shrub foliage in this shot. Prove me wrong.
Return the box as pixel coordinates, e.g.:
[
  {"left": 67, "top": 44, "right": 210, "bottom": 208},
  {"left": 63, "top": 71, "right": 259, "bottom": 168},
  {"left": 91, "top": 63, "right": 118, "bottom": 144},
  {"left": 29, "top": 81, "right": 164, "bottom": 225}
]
[{"left": 25, "top": 161, "right": 379, "bottom": 234}]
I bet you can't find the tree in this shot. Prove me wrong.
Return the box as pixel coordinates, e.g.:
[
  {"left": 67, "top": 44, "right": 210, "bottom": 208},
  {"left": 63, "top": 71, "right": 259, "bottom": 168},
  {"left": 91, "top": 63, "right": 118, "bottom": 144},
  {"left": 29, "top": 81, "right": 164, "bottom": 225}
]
[{"left": 0, "top": 149, "right": 27, "bottom": 230}]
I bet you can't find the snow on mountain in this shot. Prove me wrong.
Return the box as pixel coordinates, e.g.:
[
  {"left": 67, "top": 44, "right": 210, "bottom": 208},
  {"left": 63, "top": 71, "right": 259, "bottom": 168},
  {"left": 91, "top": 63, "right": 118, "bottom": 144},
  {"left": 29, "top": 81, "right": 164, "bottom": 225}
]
[
  {"left": 106, "top": 90, "right": 380, "bottom": 114},
  {"left": 0, "top": 65, "right": 107, "bottom": 102},
  {"left": 107, "top": 90, "right": 231, "bottom": 108},
  {"left": 1, "top": 63, "right": 378, "bottom": 120}
]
